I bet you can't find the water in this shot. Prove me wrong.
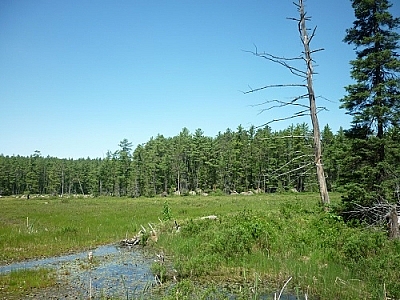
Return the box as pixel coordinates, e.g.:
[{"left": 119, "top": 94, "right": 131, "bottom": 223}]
[
  {"left": 0, "top": 244, "right": 155, "bottom": 299},
  {"left": 0, "top": 246, "right": 306, "bottom": 299},
  {"left": 0, "top": 244, "right": 119, "bottom": 273}
]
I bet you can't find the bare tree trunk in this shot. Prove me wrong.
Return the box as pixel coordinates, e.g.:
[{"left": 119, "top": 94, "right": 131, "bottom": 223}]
[
  {"left": 388, "top": 206, "right": 400, "bottom": 239},
  {"left": 61, "top": 167, "right": 64, "bottom": 197},
  {"left": 77, "top": 178, "right": 85, "bottom": 195},
  {"left": 299, "top": 0, "right": 330, "bottom": 205}
]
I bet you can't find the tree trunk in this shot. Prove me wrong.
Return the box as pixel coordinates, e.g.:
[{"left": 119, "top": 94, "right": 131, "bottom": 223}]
[
  {"left": 388, "top": 206, "right": 400, "bottom": 239},
  {"left": 299, "top": 0, "right": 330, "bottom": 205},
  {"left": 61, "top": 167, "right": 64, "bottom": 197}
]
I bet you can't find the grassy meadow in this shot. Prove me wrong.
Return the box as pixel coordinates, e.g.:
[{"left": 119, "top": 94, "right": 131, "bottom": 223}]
[{"left": 1, "top": 193, "right": 400, "bottom": 299}]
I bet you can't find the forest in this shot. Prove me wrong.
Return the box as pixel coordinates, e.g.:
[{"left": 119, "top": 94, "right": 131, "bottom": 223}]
[
  {"left": 0, "top": 124, "right": 321, "bottom": 196},
  {"left": 0, "top": 123, "right": 330, "bottom": 197},
  {"left": 0, "top": 123, "right": 399, "bottom": 201}
]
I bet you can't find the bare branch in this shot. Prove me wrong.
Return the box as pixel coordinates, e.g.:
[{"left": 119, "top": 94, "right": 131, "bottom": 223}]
[
  {"left": 343, "top": 201, "right": 394, "bottom": 225},
  {"left": 256, "top": 109, "right": 310, "bottom": 128},
  {"left": 316, "top": 95, "right": 335, "bottom": 103},
  {"left": 243, "top": 84, "right": 306, "bottom": 94},
  {"left": 260, "top": 135, "right": 313, "bottom": 140},
  {"left": 258, "top": 101, "right": 310, "bottom": 114},
  {"left": 274, "top": 162, "right": 315, "bottom": 178},
  {"left": 316, "top": 107, "right": 328, "bottom": 114},
  {"left": 310, "top": 48, "right": 324, "bottom": 54},
  {"left": 253, "top": 96, "right": 310, "bottom": 114},
  {"left": 243, "top": 48, "right": 307, "bottom": 78},
  {"left": 245, "top": 46, "right": 303, "bottom": 62},
  {"left": 308, "top": 26, "right": 318, "bottom": 43},
  {"left": 251, "top": 94, "right": 308, "bottom": 108}
]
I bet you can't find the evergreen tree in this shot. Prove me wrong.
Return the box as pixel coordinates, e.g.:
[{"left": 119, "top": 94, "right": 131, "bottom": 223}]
[
  {"left": 341, "top": 0, "right": 400, "bottom": 209},
  {"left": 117, "top": 139, "right": 133, "bottom": 196}
]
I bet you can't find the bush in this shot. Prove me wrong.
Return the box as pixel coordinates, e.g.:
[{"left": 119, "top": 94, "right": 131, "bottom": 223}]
[
  {"left": 342, "top": 230, "right": 386, "bottom": 263},
  {"left": 162, "top": 201, "right": 172, "bottom": 221},
  {"left": 210, "top": 210, "right": 268, "bottom": 259}
]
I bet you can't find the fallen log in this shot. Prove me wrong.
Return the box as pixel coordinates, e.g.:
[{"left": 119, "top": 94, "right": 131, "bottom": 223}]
[
  {"left": 120, "top": 236, "right": 140, "bottom": 247},
  {"left": 200, "top": 215, "right": 218, "bottom": 220},
  {"left": 120, "top": 223, "right": 159, "bottom": 247}
]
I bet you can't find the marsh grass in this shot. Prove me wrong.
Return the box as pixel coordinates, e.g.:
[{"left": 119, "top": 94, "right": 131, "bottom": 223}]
[
  {"left": 155, "top": 193, "right": 400, "bottom": 299},
  {"left": 1, "top": 193, "right": 400, "bottom": 299},
  {"left": 0, "top": 268, "right": 56, "bottom": 299},
  {"left": 0, "top": 197, "right": 165, "bottom": 263}
]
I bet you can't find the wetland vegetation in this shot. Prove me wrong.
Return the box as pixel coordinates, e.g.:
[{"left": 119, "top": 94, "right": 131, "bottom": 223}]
[{"left": 1, "top": 193, "right": 399, "bottom": 299}]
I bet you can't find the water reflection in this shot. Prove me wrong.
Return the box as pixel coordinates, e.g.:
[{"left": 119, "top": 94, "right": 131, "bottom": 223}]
[{"left": 0, "top": 245, "right": 155, "bottom": 298}]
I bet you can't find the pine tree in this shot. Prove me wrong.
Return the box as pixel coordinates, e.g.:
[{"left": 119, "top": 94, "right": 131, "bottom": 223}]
[
  {"left": 343, "top": 0, "right": 400, "bottom": 128},
  {"left": 339, "top": 1, "right": 400, "bottom": 236},
  {"left": 341, "top": 0, "right": 400, "bottom": 203}
]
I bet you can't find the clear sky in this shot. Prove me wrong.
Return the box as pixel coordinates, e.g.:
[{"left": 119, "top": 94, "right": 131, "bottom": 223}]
[{"left": 1, "top": 1, "right": 398, "bottom": 159}]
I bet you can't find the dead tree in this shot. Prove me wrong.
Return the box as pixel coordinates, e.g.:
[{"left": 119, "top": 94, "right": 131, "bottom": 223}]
[
  {"left": 345, "top": 200, "right": 399, "bottom": 239},
  {"left": 297, "top": 0, "right": 329, "bottom": 205},
  {"left": 387, "top": 206, "right": 399, "bottom": 239},
  {"left": 244, "top": 0, "right": 330, "bottom": 205}
]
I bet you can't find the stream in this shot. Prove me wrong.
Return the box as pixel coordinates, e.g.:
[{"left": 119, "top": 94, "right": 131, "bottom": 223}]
[
  {"left": 0, "top": 246, "right": 306, "bottom": 299},
  {"left": 0, "top": 244, "right": 156, "bottom": 299}
]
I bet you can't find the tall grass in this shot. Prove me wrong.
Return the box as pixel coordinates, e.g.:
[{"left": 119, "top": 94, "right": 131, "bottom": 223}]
[
  {"left": 0, "top": 196, "right": 164, "bottom": 263},
  {"left": 0, "top": 268, "right": 56, "bottom": 299},
  {"left": 155, "top": 193, "right": 400, "bottom": 299},
  {"left": 1, "top": 193, "right": 399, "bottom": 299}
]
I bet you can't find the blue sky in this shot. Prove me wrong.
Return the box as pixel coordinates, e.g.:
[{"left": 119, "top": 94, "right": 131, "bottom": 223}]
[{"left": 1, "top": 1, "right": 397, "bottom": 159}]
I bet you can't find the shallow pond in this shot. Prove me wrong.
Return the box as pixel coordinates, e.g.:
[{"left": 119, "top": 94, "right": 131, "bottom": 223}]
[
  {"left": 0, "top": 246, "right": 306, "bottom": 299},
  {"left": 0, "top": 244, "right": 156, "bottom": 299}
]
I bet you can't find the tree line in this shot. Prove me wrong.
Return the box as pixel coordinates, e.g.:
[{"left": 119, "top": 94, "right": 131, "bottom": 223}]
[
  {"left": 0, "top": 124, "right": 337, "bottom": 197},
  {"left": 0, "top": 123, "right": 398, "bottom": 200}
]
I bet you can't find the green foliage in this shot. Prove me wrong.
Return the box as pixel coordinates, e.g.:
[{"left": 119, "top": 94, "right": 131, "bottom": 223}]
[
  {"left": 59, "top": 226, "right": 78, "bottom": 235},
  {"left": 342, "top": 0, "right": 400, "bottom": 132},
  {"left": 161, "top": 279, "right": 195, "bottom": 300},
  {"left": 342, "top": 230, "right": 386, "bottom": 263},
  {"left": 340, "top": 183, "right": 370, "bottom": 211},
  {"left": 181, "top": 218, "right": 211, "bottom": 237},
  {"left": 335, "top": 0, "right": 400, "bottom": 224},
  {"left": 0, "top": 123, "right": 320, "bottom": 198},
  {"left": 161, "top": 279, "right": 230, "bottom": 300},
  {"left": 151, "top": 262, "right": 168, "bottom": 283},
  {"left": 211, "top": 211, "right": 268, "bottom": 259},
  {"left": 2, "top": 194, "right": 400, "bottom": 298},
  {"left": 0, "top": 268, "right": 56, "bottom": 299},
  {"left": 162, "top": 201, "right": 172, "bottom": 221},
  {"left": 154, "top": 194, "right": 400, "bottom": 298}
]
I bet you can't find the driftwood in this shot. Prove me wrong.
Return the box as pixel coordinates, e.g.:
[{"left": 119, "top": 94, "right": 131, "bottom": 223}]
[
  {"left": 120, "top": 223, "right": 158, "bottom": 247},
  {"left": 120, "top": 235, "right": 141, "bottom": 247},
  {"left": 121, "top": 216, "right": 218, "bottom": 247},
  {"left": 200, "top": 215, "right": 218, "bottom": 220}
]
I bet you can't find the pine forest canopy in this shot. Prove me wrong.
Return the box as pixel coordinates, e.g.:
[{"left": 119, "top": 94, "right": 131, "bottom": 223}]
[{"left": 0, "top": 124, "right": 349, "bottom": 197}]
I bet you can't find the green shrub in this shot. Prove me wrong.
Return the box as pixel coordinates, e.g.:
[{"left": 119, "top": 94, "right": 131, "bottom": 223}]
[
  {"left": 211, "top": 211, "right": 268, "bottom": 259},
  {"left": 342, "top": 230, "right": 386, "bottom": 264},
  {"left": 162, "top": 201, "right": 172, "bottom": 221}
]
